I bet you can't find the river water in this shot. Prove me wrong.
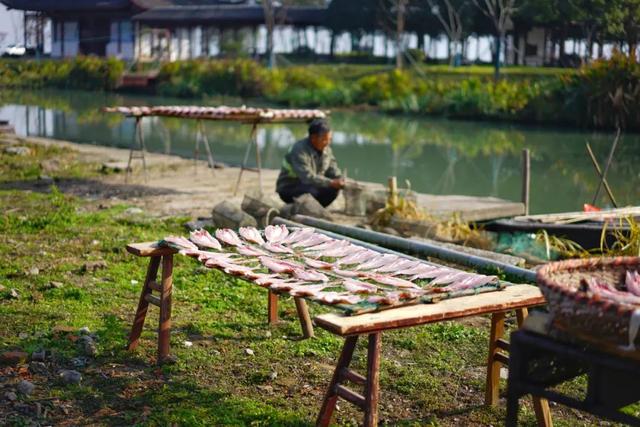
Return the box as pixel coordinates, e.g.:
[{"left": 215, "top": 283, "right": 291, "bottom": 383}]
[{"left": 1, "top": 89, "right": 638, "bottom": 215}]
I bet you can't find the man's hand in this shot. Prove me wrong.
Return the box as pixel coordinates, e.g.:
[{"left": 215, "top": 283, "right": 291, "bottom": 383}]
[{"left": 330, "top": 178, "right": 345, "bottom": 189}]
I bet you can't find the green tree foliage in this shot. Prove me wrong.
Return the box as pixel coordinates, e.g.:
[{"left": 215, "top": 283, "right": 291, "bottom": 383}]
[{"left": 604, "top": 0, "right": 640, "bottom": 59}]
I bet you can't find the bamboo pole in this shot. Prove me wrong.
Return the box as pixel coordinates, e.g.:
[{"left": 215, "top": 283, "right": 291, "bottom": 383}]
[
  {"left": 521, "top": 149, "right": 530, "bottom": 216},
  {"left": 585, "top": 142, "right": 618, "bottom": 207}
]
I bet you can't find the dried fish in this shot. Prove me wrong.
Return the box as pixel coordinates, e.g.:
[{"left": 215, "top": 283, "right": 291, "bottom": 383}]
[
  {"left": 189, "top": 229, "right": 222, "bottom": 250},
  {"left": 236, "top": 245, "right": 268, "bottom": 257},
  {"left": 259, "top": 256, "right": 302, "bottom": 273},
  {"left": 364, "top": 273, "right": 420, "bottom": 289},
  {"left": 289, "top": 284, "right": 330, "bottom": 297},
  {"left": 281, "top": 227, "right": 315, "bottom": 245},
  {"left": 262, "top": 242, "right": 295, "bottom": 254},
  {"left": 355, "top": 254, "right": 399, "bottom": 271},
  {"left": 215, "top": 229, "right": 243, "bottom": 246},
  {"left": 264, "top": 224, "right": 289, "bottom": 243},
  {"left": 292, "top": 268, "right": 329, "bottom": 282},
  {"left": 626, "top": 271, "right": 640, "bottom": 297},
  {"left": 343, "top": 278, "right": 377, "bottom": 294},
  {"left": 162, "top": 236, "right": 198, "bottom": 252},
  {"left": 303, "top": 258, "right": 334, "bottom": 270},
  {"left": 239, "top": 227, "right": 265, "bottom": 245},
  {"left": 314, "top": 291, "right": 362, "bottom": 305}
]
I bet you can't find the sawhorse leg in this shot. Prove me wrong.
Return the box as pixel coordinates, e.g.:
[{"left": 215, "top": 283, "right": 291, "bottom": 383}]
[
  {"left": 128, "top": 254, "right": 174, "bottom": 364},
  {"left": 317, "top": 333, "right": 381, "bottom": 427},
  {"left": 267, "top": 291, "right": 315, "bottom": 339},
  {"left": 485, "top": 309, "right": 552, "bottom": 427}
]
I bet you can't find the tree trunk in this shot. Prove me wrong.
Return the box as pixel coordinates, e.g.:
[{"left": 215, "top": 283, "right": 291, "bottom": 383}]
[
  {"left": 395, "top": 0, "right": 407, "bottom": 69},
  {"left": 263, "top": 0, "right": 275, "bottom": 68},
  {"left": 494, "top": 34, "right": 502, "bottom": 81},
  {"left": 329, "top": 31, "right": 336, "bottom": 58}
]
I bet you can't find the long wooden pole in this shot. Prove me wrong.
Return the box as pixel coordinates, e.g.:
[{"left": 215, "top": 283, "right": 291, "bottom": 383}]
[
  {"left": 521, "top": 149, "right": 530, "bottom": 216},
  {"left": 585, "top": 142, "right": 618, "bottom": 207},
  {"left": 592, "top": 128, "right": 621, "bottom": 205}
]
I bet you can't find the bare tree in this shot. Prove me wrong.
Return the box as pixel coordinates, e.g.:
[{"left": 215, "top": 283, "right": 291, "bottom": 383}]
[
  {"left": 472, "top": 0, "right": 517, "bottom": 80},
  {"left": 378, "top": 0, "right": 409, "bottom": 69},
  {"left": 262, "top": 0, "right": 276, "bottom": 68},
  {"left": 427, "top": 0, "right": 467, "bottom": 66}
]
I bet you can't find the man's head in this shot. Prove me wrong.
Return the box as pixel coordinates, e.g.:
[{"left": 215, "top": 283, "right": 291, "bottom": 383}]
[{"left": 308, "top": 118, "right": 332, "bottom": 152}]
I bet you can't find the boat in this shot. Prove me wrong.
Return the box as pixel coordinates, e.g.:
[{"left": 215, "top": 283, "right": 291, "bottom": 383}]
[{"left": 484, "top": 207, "right": 639, "bottom": 249}]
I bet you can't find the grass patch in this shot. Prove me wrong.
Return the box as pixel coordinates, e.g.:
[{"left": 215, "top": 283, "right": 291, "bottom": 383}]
[{"left": 0, "top": 144, "right": 607, "bottom": 425}]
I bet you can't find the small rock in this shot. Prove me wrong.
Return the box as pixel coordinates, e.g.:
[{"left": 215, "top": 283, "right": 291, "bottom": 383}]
[
  {"left": 244, "top": 348, "right": 254, "bottom": 356},
  {"left": 124, "top": 207, "right": 143, "bottom": 215},
  {"left": 78, "top": 335, "right": 97, "bottom": 356},
  {"left": 49, "top": 281, "right": 64, "bottom": 289},
  {"left": 4, "top": 391, "right": 17, "bottom": 401},
  {"left": 59, "top": 369, "right": 82, "bottom": 385},
  {"left": 27, "top": 267, "right": 39, "bottom": 276},
  {"left": 130, "top": 279, "right": 139, "bottom": 285},
  {"left": 18, "top": 332, "right": 29, "bottom": 339},
  {"left": 269, "top": 371, "right": 278, "bottom": 380},
  {"left": 8, "top": 288, "right": 19, "bottom": 299},
  {"left": 38, "top": 174, "right": 54, "bottom": 183},
  {"left": 80, "top": 260, "right": 107, "bottom": 273},
  {"left": 31, "top": 350, "right": 46, "bottom": 361},
  {"left": 184, "top": 218, "right": 215, "bottom": 231},
  {"left": 70, "top": 357, "right": 87, "bottom": 368},
  {"left": 183, "top": 341, "right": 193, "bottom": 348},
  {"left": 91, "top": 240, "right": 100, "bottom": 246},
  {"left": 0, "top": 350, "right": 28, "bottom": 366},
  {"left": 265, "top": 330, "right": 272, "bottom": 338},
  {"left": 79, "top": 326, "right": 91, "bottom": 335},
  {"left": 29, "top": 361, "right": 48, "bottom": 375},
  {"left": 4, "top": 146, "right": 30, "bottom": 156},
  {"left": 17, "top": 380, "right": 35, "bottom": 395}
]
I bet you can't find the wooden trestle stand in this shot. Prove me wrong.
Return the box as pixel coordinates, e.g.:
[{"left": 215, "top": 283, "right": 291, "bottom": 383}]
[
  {"left": 314, "top": 284, "right": 553, "bottom": 427},
  {"left": 125, "top": 242, "right": 314, "bottom": 364}
]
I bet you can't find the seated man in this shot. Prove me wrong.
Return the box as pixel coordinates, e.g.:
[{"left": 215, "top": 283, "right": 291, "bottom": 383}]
[{"left": 276, "top": 118, "right": 345, "bottom": 207}]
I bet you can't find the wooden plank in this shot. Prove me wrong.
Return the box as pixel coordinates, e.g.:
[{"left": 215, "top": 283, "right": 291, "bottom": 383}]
[
  {"left": 486, "top": 312, "right": 506, "bottom": 406},
  {"left": 341, "top": 368, "right": 366, "bottom": 386},
  {"left": 268, "top": 291, "right": 279, "bottom": 324},
  {"left": 316, "top": 336, "right": 359, "bottom": 427},
  {"left": 364, "top": 333, "right": 381, "bottom": 427},
  {"left": 126, "top": 242, "right": 177, "bottom": 257},
  {"left": 144, "top": 293, "right": 161, "bottom": 307},
  {"left": 294, "top": 297, "right": 314, "bottom": 338},
  {"left": 336, "top": 385, "right": 366, "bottom": 409},
  {"left": 127, "top": 256, "right": 160, "bottom": 351},
  {"left": 158, "top": 255, "right": 173, "bottom": 363},
  {"left": 315, "top": 285, "right": 545, "bottom": 337}
]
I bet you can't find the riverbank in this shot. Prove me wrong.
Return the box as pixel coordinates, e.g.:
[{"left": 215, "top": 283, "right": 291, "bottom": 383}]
[
  {"left": 0, "top": 132, "right": 601, "bottom": 426},
  {"left": 1, "top": 56, "right": 637, "bottom": 131}
]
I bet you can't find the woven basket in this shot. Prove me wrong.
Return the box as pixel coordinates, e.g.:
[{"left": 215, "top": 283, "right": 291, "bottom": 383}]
[{"left": 537, "top": 257, "right": 640, "bottom": 351}]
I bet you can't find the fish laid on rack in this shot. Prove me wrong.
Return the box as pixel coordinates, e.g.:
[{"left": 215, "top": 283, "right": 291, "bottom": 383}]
[
  {"left": 292, "top": 268, "right": 329, "bottom": 282},
  {"left": 162, "top": 236, "right": 198, "bottom": 252},
  {"left": 264, "top": 224, "right": 289, "bottom": 243},
  {"left": 189, "top": 229, "right": 222, "bottom": 250},
  {"left": 291, "top": 233, "right": 332, "bottom": 249},
  {"left": 303, "top": 258, "right": 334, "bottom": 270},
  {"left": 337, "top": 249, "right": 377, "bottom": 266},
  {"left": 236, "top": 245, "right": 269, "bottom": 257},
  {"left": 289, "top": 284, "right": 330, "bottom": 297},
  {"left": 281, "top": 227, "right": 315, "bottom": 245},
  {"left": 239, "top": 227, "right": 265, "bottom": 245},
  {"left": 259, "top": 256, "right": 303, "bottom": 273},
  {"left": 314, "top": 292, "right": 362, "bottom": 305},
  {"left": 215, "top": 229, "right": 243, "bottom": 247},
  {"left": 626, "top": 271, "right": 640, "bottom": 297},
  {"left": 363, "top": 273, "right": 420, "bottom": 289},
  {"left": 343, "top": 278, "right": 378, "bottom": 294},
  {"left": 262, "top": 242, "right": 295, "bottom": 254},
  {"left": 355, "top": 254, "right": 399, "bottom": 271}
]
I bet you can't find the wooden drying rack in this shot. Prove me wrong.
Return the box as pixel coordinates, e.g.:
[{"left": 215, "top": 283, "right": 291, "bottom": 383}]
[
  {"left": 125, "top": 241, "right": 552, "bottom": 427},
  {"left": 111, "top": 109, "right": 326, "bottom": 194}
]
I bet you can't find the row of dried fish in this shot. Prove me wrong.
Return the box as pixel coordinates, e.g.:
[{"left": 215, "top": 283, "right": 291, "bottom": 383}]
[
  {"left": 103, "top": 105, "right": 327, "bottom": 121},
  {"left": 161, "top": 225, "right": 500, "bottom": 309}
]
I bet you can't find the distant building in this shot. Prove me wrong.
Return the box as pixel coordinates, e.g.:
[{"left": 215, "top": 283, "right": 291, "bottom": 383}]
[{"left": 0, "top": 0, "right": 326, "bottom": 61}]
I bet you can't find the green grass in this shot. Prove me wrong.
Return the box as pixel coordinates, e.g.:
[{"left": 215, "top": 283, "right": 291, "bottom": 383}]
[{"left": 0, "top": 140, "right": 618, "bottom": 425}]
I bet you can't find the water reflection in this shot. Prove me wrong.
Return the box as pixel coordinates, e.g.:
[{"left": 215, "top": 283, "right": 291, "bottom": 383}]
[{"left": 1, "top": 89, "right": 638, "bottom": 214}]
